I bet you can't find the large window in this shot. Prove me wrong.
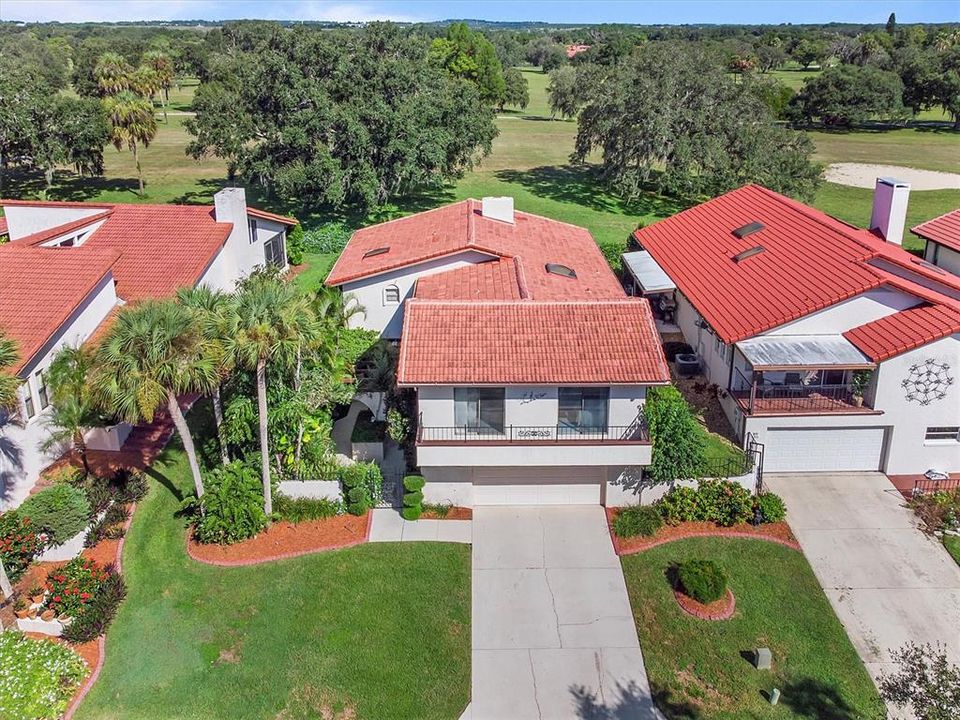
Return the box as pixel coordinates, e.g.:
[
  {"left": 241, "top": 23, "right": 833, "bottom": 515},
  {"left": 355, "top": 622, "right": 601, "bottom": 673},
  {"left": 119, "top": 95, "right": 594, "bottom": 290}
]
[
  {"left": 264, "top": 231, "right": 286, "bottom": 266},
  {"left": 454, "top": 388, "right": 505, "bottom": 434},
  {"left": 782, "top": 369, "right": 847, "bottom": 386},
  {"left": 558, "top": 387, "right": 609, "bottom": 431}
]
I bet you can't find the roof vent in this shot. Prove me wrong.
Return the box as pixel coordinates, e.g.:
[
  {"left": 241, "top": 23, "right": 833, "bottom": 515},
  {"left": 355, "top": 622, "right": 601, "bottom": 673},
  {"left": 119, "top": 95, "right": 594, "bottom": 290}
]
[
  {"left": 732, "top": 245, "right": 765, "bottom": 263},
  {"left": 732, "top": 221, "right": 764, "bottom": 239},
  {"left": 362, "top": 247, "right": 390, "bottom": 259},
  {"left": 545, "top": 263, "right": 577, "bottom": 279}
]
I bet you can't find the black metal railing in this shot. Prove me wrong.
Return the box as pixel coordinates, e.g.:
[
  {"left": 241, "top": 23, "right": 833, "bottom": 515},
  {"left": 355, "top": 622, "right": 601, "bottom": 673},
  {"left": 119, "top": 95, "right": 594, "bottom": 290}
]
[
  {"left": 417, "top": 423, "right": 649, "bottom": 444},
  {"left": 731, "top": 368, "right": 868, "bottom": 414}
]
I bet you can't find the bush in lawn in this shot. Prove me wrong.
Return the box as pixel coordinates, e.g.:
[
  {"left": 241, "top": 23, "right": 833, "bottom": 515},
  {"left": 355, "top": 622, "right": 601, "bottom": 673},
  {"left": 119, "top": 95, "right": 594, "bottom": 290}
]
[
  {"left": 187, "top": 461, "right": 268, "bottom": 544},
  {"left": 401, "top": 475, "right": 425, "bottom": 521},
  {"left": 61, "top": 569, "right": 127, "bottom": 644},
  {"left": 677, "top": 559, "right": 728, "bottom": 604},
  {"left": 0, "top": 632, "right": 87, "bottom": 720},
  {"left": 340, "top": 461, "right": 382, "bottom": 515},
  {"left": 15, "top": 484, "right": 91, "bottom": 546},
  {"left": 286, "top": 222, "right": 305, "bottom": 265},
  {"left": 274, "top": 494, "right": 342, "bottom": 523},
  {"left": 754, "top": 492, "right": 787, "bottom": 523},
  {"left": 612, "top": 505, "right": 663, "bottom": 538},
  {"left": 643, "top": 386, "right": 706, "bottom": 486},
  {"left": 0, "top": 513, "right": 43, "bottom": 583}
]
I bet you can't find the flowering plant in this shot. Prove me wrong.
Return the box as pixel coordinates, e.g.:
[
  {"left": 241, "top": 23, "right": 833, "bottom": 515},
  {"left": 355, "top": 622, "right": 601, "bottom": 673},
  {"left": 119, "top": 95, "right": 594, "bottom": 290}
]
[
  {"left": 0, "top": 512, "right": 43, "bottom": 583},
  {"left": 44, "top": 557, "right": 109, "bottom": 618}
]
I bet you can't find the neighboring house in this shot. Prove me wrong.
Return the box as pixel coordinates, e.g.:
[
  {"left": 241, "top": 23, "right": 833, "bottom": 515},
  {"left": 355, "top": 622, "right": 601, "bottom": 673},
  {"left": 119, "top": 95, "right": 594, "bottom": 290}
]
[
  {"left": 327, "top": 198, "right": 670, "bottom": 506},
  {"left": 912, "top": 208, "right": 960, "bottom": 276},
  {"left": 0, "top": 188, "right": 295, "bottom": 509},
  {"left": 565, "top": 44, "right": 591, "bottom": 58},
  {"left": 628, "top": 181, "right": 960, "bottom": 476}
]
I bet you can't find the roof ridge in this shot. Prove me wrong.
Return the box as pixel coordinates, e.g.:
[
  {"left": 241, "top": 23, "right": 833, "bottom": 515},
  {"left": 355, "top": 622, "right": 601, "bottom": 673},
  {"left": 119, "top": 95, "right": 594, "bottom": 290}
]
[
  {"left": 512, "top": 256, "right": 530, "bottom": 300},
  {"left": 406, "top": 298, "right": 645, "bottom": 306}
]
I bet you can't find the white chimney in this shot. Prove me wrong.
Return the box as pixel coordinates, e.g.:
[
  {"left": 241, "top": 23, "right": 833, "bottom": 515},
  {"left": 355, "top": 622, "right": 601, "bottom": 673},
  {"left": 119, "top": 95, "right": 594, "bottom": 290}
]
[
  {"left": 481, "top": 196, "right": 514, "bottom": 224},
  {"left": 214, "top": 186, "right": 247, "bottom": 225},
  {"left": 869, "top": 177, "right": 910, "bottom": 246}
]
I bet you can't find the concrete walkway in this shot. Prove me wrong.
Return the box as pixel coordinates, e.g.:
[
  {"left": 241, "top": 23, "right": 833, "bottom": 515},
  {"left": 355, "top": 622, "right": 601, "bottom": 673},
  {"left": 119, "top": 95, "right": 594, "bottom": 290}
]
[
  {"left": 765, "top": 472, "right": 960, "bottom": 688},
  {"left": 472, "top": 507, "right": 661, "bottom": 720},
  {"left": 368, "top": 508, "right": 472, "bottom": 543}
]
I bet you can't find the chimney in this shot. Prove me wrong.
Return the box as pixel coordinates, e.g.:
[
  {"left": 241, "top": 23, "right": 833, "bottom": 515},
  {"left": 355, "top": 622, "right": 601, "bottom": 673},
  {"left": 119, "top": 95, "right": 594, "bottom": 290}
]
[
  {"left": 214, "top": 186, "right": 247, "bottom": 226},
  {"left": 869, "top": 177, "right": 910, "bottom": 246},
  {"left": 481, "top": 196, "right": 514, "bottom": 224}
]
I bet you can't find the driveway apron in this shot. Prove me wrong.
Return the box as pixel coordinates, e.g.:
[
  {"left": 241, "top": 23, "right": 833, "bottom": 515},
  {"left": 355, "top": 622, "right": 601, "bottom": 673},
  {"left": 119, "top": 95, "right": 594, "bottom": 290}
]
[{"left": 471, "top": 506, "right": 662, "bottom": 720}]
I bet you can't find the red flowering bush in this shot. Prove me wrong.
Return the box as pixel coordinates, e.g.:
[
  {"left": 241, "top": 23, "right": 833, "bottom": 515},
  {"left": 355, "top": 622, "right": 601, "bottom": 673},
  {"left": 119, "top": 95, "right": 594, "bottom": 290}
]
[
  {"left": 44, "top": 558, "right": 109, "bottom": 619},
  {"left": 0, "top": 512, "right": 43, "bottom": 583}
]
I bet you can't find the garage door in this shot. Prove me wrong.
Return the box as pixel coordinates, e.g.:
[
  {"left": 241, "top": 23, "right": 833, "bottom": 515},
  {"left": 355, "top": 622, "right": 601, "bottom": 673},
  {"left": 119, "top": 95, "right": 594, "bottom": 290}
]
[
  {"left": 764, "top": 427, "right": 885, "bottom": 472},
  {"left": 473, "top": 467, "right": 602, "bottom": 505}
]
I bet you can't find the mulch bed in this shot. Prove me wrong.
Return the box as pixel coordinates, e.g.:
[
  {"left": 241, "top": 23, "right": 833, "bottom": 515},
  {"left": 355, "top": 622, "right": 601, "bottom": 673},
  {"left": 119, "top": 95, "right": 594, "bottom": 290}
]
[
  {"left": 606, "top": 508, "right": 800, "bottom": 555},
  {"left": 422, "top": 506, "right": 472, "bottom": 520},
  {"left": 186, "top": 512, "right": 372, "bottom": 567},
  {"left": 675, "top": 588, "right": 736, "bottom": 621}
]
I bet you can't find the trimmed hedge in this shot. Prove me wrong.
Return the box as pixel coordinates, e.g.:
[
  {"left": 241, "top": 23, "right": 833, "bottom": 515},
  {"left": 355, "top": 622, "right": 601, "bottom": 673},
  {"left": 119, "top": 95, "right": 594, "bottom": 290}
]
[
  {"left": 340, "top": 462, "right": 382, "bottom": 516},
  {"left": 677, "top": 559, "right": 728, "bottom": 604},
  {"left": 16, "top": 484, "right": 91, "bottom": 546},
  {"left": 656, "top": 479, "right": 753, "bottom": 527},
  {"left": 274, "top": 494, "right": 342, "bottom": 523},
  {"left": 403, "top": 475, "right": 425, "bottom": 492},
  {"left": 401, "top": 506, "right": 422, "bottom": 521},
  {"left": 401, "top": 475, "right": 425, "bottom": 519},
  {"left": 403, "top": 491, "right": 424, "bottom": 508},
  {"left": 754, "top": 493, "right": 787, "bottom": 523},
  {"left": 612, "top": 505, "right": 663, "bottom": 538}
]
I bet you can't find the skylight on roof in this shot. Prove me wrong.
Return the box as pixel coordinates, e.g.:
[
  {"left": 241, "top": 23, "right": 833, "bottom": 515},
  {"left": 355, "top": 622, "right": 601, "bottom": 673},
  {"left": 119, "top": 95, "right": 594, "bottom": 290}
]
[
  {"left": 732, "top": 245, "right": 765, "bottom": 263},
  {"left": 545, "top": 263, "right": 577, "bottom": 279},
  {"left": 732, "top": 221, "right": 764, "bottom": 239},
  {"left": 362, "top": 247, "right": 390, "bottom": 259}
]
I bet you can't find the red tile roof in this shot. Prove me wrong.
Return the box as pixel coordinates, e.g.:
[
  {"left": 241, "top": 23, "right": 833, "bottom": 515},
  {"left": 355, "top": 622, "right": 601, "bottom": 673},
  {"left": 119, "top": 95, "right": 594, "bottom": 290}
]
[
  {"left": 0, "top": 217, "right": 7, "bottom": 236},
  {"left": 397, "top": 299, "right": 670, "bottom": 386},
  {"left": 247, "top": 207, "right": 297, "bottom": 226},
  {"left": 415, "top": 258, "right": 526, "bottom": 301},
  {"left": 912, "top": 209, "right": 960, "bottom": 254},
  {"left": 844, "top": 304, "right": 960, "bottom": 362},
  {"left": 326, "top": 199, "right": 623, "bottom": 300},
  {"left": 0, "top": 247, "right": 119, "bottom": 373}
]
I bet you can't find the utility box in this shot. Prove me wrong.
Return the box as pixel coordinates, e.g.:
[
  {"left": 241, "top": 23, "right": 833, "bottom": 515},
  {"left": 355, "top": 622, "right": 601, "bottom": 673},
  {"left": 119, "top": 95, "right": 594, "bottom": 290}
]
[{"left": 754, "top": 647, "right": 772, "bottom": 670}]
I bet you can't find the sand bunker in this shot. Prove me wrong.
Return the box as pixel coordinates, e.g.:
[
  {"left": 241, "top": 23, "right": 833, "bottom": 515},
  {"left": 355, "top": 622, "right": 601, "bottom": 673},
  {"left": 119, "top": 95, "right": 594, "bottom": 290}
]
[{"left": 825, "top": 163, "right": 960, "bottom": 190}]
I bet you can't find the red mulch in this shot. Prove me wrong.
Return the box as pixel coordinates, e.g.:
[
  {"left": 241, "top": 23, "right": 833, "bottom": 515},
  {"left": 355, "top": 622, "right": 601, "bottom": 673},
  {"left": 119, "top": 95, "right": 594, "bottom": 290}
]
[
  {"left": 605, "top": 507, "right": 800, "bottom": 555},
  {"left": 675, "top": 588, "right": 736, "bottom": 621},
  {"left": 422, "top": 506, "right": 473, "bottom": 520},
  {"left": 186, "top": 512, "right": 372, "bottom": 567}
]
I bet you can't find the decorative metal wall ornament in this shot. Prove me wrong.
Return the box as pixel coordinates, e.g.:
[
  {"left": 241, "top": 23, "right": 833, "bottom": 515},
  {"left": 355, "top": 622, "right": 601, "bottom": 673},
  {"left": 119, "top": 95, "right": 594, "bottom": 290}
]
[{"left": 901, "top": 359, "right": 953, "bottom": 406}]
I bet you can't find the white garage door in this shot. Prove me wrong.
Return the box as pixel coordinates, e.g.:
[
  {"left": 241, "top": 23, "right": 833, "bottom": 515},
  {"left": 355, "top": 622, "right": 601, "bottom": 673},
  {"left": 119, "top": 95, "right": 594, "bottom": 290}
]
[
  {"left": 473, "top": 467, "right": 603, "bottom": 505},
  {"left": 764, "top": 427, "right": 885, "bottom": 472}
]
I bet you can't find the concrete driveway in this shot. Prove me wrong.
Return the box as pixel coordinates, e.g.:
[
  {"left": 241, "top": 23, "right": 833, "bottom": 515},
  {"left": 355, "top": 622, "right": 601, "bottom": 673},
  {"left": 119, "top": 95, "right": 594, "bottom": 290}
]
[
  {"left": 764, "top": 472, "right": 960, "bottom": 684},
  {"left": 471, "top": 506, "right": 661, "bottom": 720}
]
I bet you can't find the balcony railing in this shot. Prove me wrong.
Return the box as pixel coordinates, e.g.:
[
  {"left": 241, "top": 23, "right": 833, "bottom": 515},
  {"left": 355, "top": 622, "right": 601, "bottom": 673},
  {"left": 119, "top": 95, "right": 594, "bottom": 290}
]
[
  {"left": 731, "top": 380, "right": 872, "bottom": 415},
  {"left": 417, "top": 423, "right": 649, "bottom": 445}
]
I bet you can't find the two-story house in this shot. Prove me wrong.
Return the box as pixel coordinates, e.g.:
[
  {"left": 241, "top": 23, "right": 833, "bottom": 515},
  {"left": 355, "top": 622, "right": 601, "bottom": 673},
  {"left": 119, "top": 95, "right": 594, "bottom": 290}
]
[
  {"left": 0, "top": 188, "right": 294, "bottom": 509},
  {"left": 628, "top": 181, "right": 959, "bottom": 477},
  {"left": 326, "top": 198, "right": 670, "bottom": 506}
]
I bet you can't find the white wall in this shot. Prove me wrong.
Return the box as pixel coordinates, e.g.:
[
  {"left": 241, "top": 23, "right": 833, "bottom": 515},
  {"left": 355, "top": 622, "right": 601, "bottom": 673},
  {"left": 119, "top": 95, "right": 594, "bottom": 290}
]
[
  {"left": 926, "top": 242, "right": 960, "bottom": 277},
  {"left": 3, "top": 205, "right": 106, "bottom": 241},
  {"left": 340, "top": 251, "right": 499, "bottom": 338},
  {"left": 674, "top": 292, "right": 730, "bottom": 387},
  {"left": 0, "top": 275, "right": 119, "bottom": 510},
  {"left": 763, "top": 288, "right": 920, "bottom": 336},
  {"left": 208, "top": 189, "right": 289, "bottom": 292}
]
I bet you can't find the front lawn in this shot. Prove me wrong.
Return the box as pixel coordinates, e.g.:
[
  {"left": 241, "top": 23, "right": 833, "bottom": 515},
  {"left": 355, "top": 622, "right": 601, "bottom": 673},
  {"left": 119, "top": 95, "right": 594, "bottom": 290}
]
[
  {"left": 76, "top": 443, "right": 471, "bottom": 720},
  {"left": 621, "top": 538, "right": 883, "bottom": 720},
  {"left": 945, "top": 534, "right": 960, "bottom": 567}
]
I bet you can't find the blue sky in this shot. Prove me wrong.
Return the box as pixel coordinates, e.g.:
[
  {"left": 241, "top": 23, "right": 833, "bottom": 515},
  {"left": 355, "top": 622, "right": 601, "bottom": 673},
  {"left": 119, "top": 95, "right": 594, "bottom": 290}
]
[{"left": 2, "top": 1, "right": 957, "bottom": 25}]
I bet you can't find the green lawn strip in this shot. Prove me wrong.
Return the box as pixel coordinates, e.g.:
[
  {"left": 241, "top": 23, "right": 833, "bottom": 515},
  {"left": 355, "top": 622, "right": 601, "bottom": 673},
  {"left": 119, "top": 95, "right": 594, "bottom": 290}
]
[
  {"left": 811, "top": 126, "right": 960, "bottom": 174},
  {"left": 700, "top": 431, "right": 748, "bottom": 475},
  {"left": 944, "top": 534, "right": 960, "bottom": 567},
  {"left": 621, "top": 537, "right": 883, "bottom": 720},
  {"left": 813, "top": 183, "right": 960, "bottom": 253},
  {"left": 76, "top": 440, "right": 470, "bottom": 720},
  {"left": 291, "top": 252, "right": 339, "bottom": 293}
]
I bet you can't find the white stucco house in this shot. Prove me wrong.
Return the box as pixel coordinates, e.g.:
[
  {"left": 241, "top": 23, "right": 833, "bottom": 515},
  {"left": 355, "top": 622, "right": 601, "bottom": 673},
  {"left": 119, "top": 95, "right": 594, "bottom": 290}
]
[
  {"left": 913, "top": 208, "right": 960, "bottom": 277},
  {"left": 326, "top": 198, "right": 670, "bottom": 506},
  {"left": 0, "top": 188, "right": 295, "bottom": 509},
  {"left": 627, "top": 180, "right": 960, "bottom": 479}
]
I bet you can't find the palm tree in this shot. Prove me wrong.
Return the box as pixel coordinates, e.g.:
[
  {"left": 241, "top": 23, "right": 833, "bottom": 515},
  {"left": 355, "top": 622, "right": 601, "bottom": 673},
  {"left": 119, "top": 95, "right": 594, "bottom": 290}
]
[
  {"left": 103, "top": 91, "right": 157, "bottom": 196},
  {"left": 94, "top": 52, "right": 132, "bottom": 96},
  {"left": 142, "top": 50, "right": 174, "bottom": 121},
  {"left": 0, "top": 332, "right": 20, "bottom": 411},
  {"left": 40, "top": 346, "right": 100, "bottom": 474},
  {"left": 228, "top": 272, "right": 319, "bottom": 514},
  {"left": 93, "top": 299, "right": 219, "bottom": 499},
  {"left": 176, "top": 286, "right": 232, "bottom": 465}
]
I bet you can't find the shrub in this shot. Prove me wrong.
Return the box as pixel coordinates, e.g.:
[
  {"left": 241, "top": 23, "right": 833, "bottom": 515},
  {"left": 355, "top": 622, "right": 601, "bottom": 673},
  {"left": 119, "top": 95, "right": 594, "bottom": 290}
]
[
  {"left": 274, "top": 494, "right": 342, "bottom": 523},
  {"left": 644, "top": 386, "right": 707, "bottom": 485},
  {"left": 403, "top": 491, "right": 424, "bottom": 508},
  {"left": 16, "top": 484, "right": 91, "bottom": 546},
  {"left": 61, "top": 569, "right": 127, "bottom": 643},
  {"left": 403, "top": 475, "right": 425, "bottom": 492},
  {"left": 0, "top": 632, "right": 87, "bottom": 720},
  {"left": 44, "top": 557, "right": 109, "bottom": 618},
  {"left": 301, "top": 222, "right": 351, "bottom": 255},
  {"left": 754, "top": 492, "right": 787, "bottom": 523},
  {"left": 598, "top": 236, "right": 628, "bottom": 272},
  {"left": 339, "top": 461, "right": 382, "bottom": 516},
  {"left": 677, "top": 559, "right": 728, "bottom": 604},
  {"left": 423, "top": 502, "right": 451, "bottom": 518},
  {"left": 655, "top": 480, "right": 754, "bottom": 527},
  {"left": 401, "top": 506, "right": 422, "bottom": 521},
  {"left": 286, "top": 222, "right": 305, "bottom": 265},
  {"left": 655, "top": 486, "right": 699, "bottom": 525},
  {"left": 110, "top": 468, "right": 148, "bottom": 504},
  {"left": 908, "top": 489, "right": 960, "bottom": 533},
  {"left": 612, "top": 505, "right": 663, "bottom": 538},
  {"left": 0, "top": 513, "right": 43, "bottom": 583},
  {"left": 187, "top": 461, "right": 268, "bottom": 544}
]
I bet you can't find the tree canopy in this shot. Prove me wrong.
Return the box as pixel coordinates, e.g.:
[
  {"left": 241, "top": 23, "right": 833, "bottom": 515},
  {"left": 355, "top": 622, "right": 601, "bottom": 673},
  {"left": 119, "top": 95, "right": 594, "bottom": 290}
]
[
  {"left": 187, "top": 22, "right": 498, "bottom": 208},
  {"left": 790, "top": 64, "right": 906, "bottom": 126},
  {"left": 429, "top": 22, "right": 506, "bottom": 105}
]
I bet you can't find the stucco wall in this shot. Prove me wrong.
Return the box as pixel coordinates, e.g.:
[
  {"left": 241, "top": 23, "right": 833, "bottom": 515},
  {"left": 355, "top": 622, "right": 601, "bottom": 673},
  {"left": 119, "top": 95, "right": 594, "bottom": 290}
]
[
  {"left": 926, "top": 242, "right": 960, "bottom": 277},
  {"left": 340, "top": 251, "right": 498, "bottom": 338},
  {"left": 764, "top": 288, "right": 920, "bottom": 336},
  {"left": 3, "top": 205, "right": 106, "bottom": 240}
]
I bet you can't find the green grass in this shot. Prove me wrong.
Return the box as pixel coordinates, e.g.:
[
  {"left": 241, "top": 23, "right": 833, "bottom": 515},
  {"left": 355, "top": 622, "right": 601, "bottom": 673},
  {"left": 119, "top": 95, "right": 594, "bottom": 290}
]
[
  {"left": 701, "top": 432, "right": 749, "bottom": 475},
  {"left": 945, "top": 534, "right": 960, "bottom": 567},
  {"left": 76, "top": 439, "right": 471, "bottom": 720},
  {"left": 810, "top": 126, "right": 960, "bottom": 174},
  {"left": 621, "top": 538, "right": 884, "bottom": 720},
  {"left": 291, "top": 252, "right": 339, "bottom": 292}
]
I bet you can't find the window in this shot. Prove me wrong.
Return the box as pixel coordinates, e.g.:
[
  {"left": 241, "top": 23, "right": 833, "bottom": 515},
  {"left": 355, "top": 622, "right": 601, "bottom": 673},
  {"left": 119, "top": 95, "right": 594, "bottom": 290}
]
[
  {"left": 264, "top": 232, "right": 285, "bottom": 266},
  {"left": 558, "top": 387, "right": 609, "bottom": 431},
  {"left": 925, "top": 426, "right": 959, "bottom": 442},
  {"left": 248, "top": 218, "right": 257, "bottom": 244},
  {"left": 714, "top": 335, "right": 727, "bottom": 361},
  {"left": 454, "top": 388, "right": 505, "bottom": 434},
  {"left": 36, "top": 371, "right": 49, "bottom": 410},
  {"left": 20, "top": 382, "right": 35, "bottom": 420},
  {"left": 782, "top": 370, "right": 846, "bottom": 386},
  {"left": 383, "top": 284, "right": 401, "bottom": 305}
]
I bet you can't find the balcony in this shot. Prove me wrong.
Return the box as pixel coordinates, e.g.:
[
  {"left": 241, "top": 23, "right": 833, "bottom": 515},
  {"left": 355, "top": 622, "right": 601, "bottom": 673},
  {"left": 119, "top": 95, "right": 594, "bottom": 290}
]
[
  {"left": 417, "top": 424, "right": 649, "bottom": 445},
  {"left": 731, "top": 383, "right": 877, "bottom": 416}
]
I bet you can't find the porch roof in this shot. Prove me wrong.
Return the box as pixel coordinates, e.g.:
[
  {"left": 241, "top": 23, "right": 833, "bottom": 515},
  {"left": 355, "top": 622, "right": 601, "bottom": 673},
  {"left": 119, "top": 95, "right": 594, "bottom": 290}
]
[
  {"left": 622, "top": 250, "right": 676, "bottom": 294},
  {"left": 735, "top": 335, "right": 875, "bottom": 371}
]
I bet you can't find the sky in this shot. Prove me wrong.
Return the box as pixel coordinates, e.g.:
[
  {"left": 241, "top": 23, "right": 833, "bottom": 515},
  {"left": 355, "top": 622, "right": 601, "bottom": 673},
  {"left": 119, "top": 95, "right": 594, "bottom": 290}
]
[{"left": 1, "top": 0, "right": 958, "bottom": 26}]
